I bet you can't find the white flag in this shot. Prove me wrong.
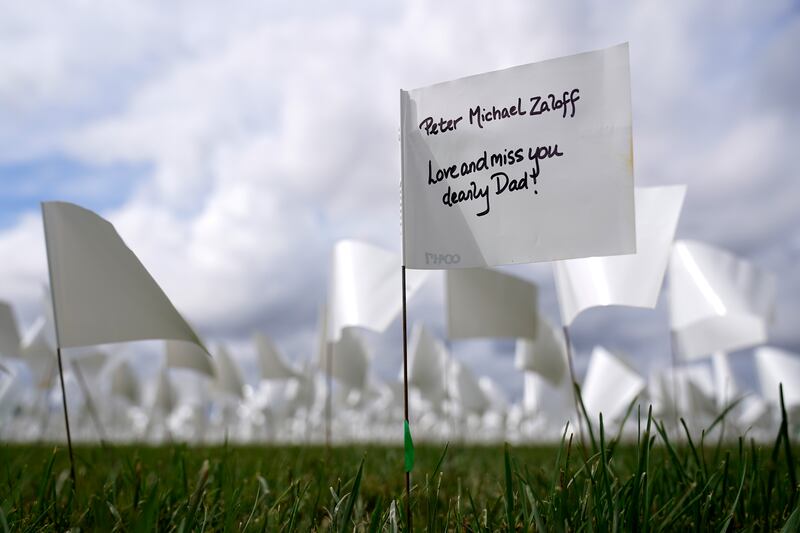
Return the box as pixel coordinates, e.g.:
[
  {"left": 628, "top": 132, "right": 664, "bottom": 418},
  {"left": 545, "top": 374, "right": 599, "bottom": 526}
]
[
  {"left": 711, "top": 351, "right": 739, "bottom": 409},
  {"left": 651, "top": 364, "right": 716, "bottom": 418},
  {"left": 478, "top": 376, "right": 509, "bottom": 414},
  {"left": 522, "top": 371, "right": 574, "bottom": 422},
  {"left": 214, "top": 345, "right": 245, "bottom": 398},
  {"left": 581, "top": 346, "right": 645, "bottom": 422},
  {"left": 152, "top": 367, "right": 177, "bottom": 414},
  {"left": 448, "top": 359, "right": 490, "bottom": 415},
  {"left": 20, "top": 319, "right": 57, "bottom": 389},
  {"left": 408, "top": 323, "right": 448, "bottom": 403},
  {"left": 41, "top": 202, "right": 205, "bottom": 351},
  {"left": 669, "top": 240, "right": 775, "bottom": 359},
  {"left": 165, "top": 340, "right": 215, "bottom": 377},
  {"left": 255, "top": 333, "right": 301, "bottom": 380},
  {"left": 401, "top": 43, "right": 635, "bottom": 269},
  {"left": 319, "top": 327, "right": 369, "bottom": 390},
  {"left": 554, "top": 186, "right": 686, "bottom": 326},
  {"left": 514, "top": 317, "right": 568, "bottom": 386},
  {"left": 70, "top": 351, "right": 109, "bottom": 379},
  {"left": 327, "top": 239, "right": 428, "bottom": 342},
  {"left": 110, "top": 360, "right": 140, "bottom": 405},
  {"left": 446, "top": 267, "right": 537, "bottom": 340},
  {"left": 755, "top": 346, "right": 800, "bottom": 408},
  {"left": 0, "top": 301, "right": 21, "bottom": 358}
]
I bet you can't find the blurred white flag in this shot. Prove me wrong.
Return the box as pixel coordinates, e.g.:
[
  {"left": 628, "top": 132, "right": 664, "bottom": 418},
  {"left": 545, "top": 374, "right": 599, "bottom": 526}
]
[
  {"left": 447, "top": 359, "right": 490, "bottom": 415},
  {"left": 514, "top": 317, "right": 568, "bottom": 385},
  {"left": 213, "top": 346, "right": 245, "bottom": 399},
  {"left": 152, "top": 367, "right": 177, "bottom": 414},
  {"left": 755, "top": 346, "right": 800, "bottom": 408},
  {"left": 408, "top": 323, "right": 448, "bottom": 403},
  {"left": 0, "top": 301, "right": 21, "bottom": 358},
  {"left": 651, "top": 364, "right": 716, "bottom": 419},
  {"left": 711, "top": 351, "right": 739, "bottom": 409},
  {"left": 165, "top": 340, "right": 214, "bottom": 377},
  {"left": 41, "top": 202, "right": 205, "bottom": 351},
  {"left": 70, "top": 351, "right": 109, "bottom": 379},
  {"left": 20, "top": 319, "right": 57, "bottom": 389},
  {"left": 581, "top": 346, "right": 645, "bottom": 423},
  {"left": 523, "top": 371, "right": 574, "bottom": 422},
  {"left": 110, "top": 359, "right": 140, "bottom": 405},
  {"left": 446, "top": 267, "right": 537, "bottom": 340},
  {"left": 255, "top": 333, "right": 301, "bottom": 380},
  {"left": 401, "top": 44, "right": 635, "bottom": 269},
  {"left": 319, "top": 327, "right": 369, "bottom": 390},
  {"left": 327, "top": 240, "right": 428, "bottom": 342},
  {"left": 668, "top": 240, "right": 775, "bottom": 360},
  {"left": 554, "top": 186, "right": 686, "bottom": 326}
]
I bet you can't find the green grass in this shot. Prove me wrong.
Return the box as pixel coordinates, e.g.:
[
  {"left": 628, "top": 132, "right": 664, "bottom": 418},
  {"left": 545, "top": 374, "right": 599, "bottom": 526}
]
[{"left": 0, "top": 401, "right": 798, "bottom": 531}]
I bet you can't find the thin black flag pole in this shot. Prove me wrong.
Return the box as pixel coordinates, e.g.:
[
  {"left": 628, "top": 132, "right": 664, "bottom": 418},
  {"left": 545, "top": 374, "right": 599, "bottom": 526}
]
[
  {"left": 401, "top": 265, "right": 413, "bottom": 531},
  {"left": 42, "top": 203, "right": 77, "bottom": 491},
  {"left": 55, "top": 347, "right": 77, "bottom": 489}
]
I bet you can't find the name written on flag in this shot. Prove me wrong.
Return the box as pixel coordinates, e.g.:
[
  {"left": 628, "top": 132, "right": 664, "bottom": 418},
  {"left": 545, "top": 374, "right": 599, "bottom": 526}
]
[{"left": 400, "top": 43, "right": 635, "bottom": 269}]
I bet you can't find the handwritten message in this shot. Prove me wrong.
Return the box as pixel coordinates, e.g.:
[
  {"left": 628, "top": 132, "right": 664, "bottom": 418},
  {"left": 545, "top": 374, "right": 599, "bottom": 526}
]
[{"left": 401, "top": 44, "right": 635, "bottom": 269}]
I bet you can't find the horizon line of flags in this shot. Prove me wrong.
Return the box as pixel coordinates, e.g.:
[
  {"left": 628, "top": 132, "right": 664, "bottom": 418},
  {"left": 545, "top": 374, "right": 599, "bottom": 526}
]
[{"left": 0, "top": 188, "right": 796, "bottom": 446}]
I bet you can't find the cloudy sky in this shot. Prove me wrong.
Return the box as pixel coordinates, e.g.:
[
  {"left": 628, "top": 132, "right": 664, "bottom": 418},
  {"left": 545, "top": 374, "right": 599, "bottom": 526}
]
[{"left": 1, "top": 1, "right": 798, "bottom": 399}]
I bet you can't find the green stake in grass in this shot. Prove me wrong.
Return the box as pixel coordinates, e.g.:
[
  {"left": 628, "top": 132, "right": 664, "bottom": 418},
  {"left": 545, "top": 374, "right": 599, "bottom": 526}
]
[{"left": 404, "top": 420, "right": 415, "bottom": 473}]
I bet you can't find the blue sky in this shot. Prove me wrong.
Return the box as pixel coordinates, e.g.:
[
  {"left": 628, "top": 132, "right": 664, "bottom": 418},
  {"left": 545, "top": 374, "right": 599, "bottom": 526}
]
[
  {"left": 0, "top": 156, "right": 147, "bottom": 228},
  {"left": 1, "top": 0, "right": 798, "bottom": 400}
]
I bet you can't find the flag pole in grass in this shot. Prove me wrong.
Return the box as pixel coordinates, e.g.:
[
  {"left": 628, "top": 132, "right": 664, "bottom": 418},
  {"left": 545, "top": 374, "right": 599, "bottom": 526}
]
[
  {"left": 54, "top": 347, "right": 77, "bottom": 488},
  {"left": 41, "top": 201, "right": 211, "bottom": 492},
  {"left": 400, "top": 265, "right": 413, "bottom": 531},
  {"left": 400, "top": 43, "right": 635, "bottom": 528},
  {"left": 41, "top": 205, "right": 77, "bottom": 491}
]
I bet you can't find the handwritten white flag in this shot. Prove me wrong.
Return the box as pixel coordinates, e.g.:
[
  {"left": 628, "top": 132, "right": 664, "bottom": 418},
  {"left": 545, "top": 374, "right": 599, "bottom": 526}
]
[
  {"left": 41, "top": 202, "right": 206, "bottom": 351},
  {"left": 401, "top": 43, "right": 635, "bottom": 269}
]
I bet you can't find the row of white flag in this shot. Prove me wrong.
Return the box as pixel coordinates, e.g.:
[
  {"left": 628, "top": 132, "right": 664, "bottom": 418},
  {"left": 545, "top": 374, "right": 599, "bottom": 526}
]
[{"left": 0, "top": 181, "right": 791, "bottom": 442}]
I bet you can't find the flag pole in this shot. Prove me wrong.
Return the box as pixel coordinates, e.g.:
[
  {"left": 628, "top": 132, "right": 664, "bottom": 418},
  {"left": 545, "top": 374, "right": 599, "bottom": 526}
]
[
  {"left": 401, "top": 265, "right": 413, "bottom": 531},
  {"left": 562, "top": 325, "right": 587, "bottom": 451},
  {"left": 42, "top": 203, "right": 77, "bottom": 491},
  {"left": 55, "top": 347, "right": 77, "bottom": 489}
]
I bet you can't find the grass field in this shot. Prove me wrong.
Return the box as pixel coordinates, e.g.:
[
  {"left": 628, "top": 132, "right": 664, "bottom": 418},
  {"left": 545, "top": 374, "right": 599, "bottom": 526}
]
[{"left": 1, "top": 406, "right": 799, "bottom": 531}]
